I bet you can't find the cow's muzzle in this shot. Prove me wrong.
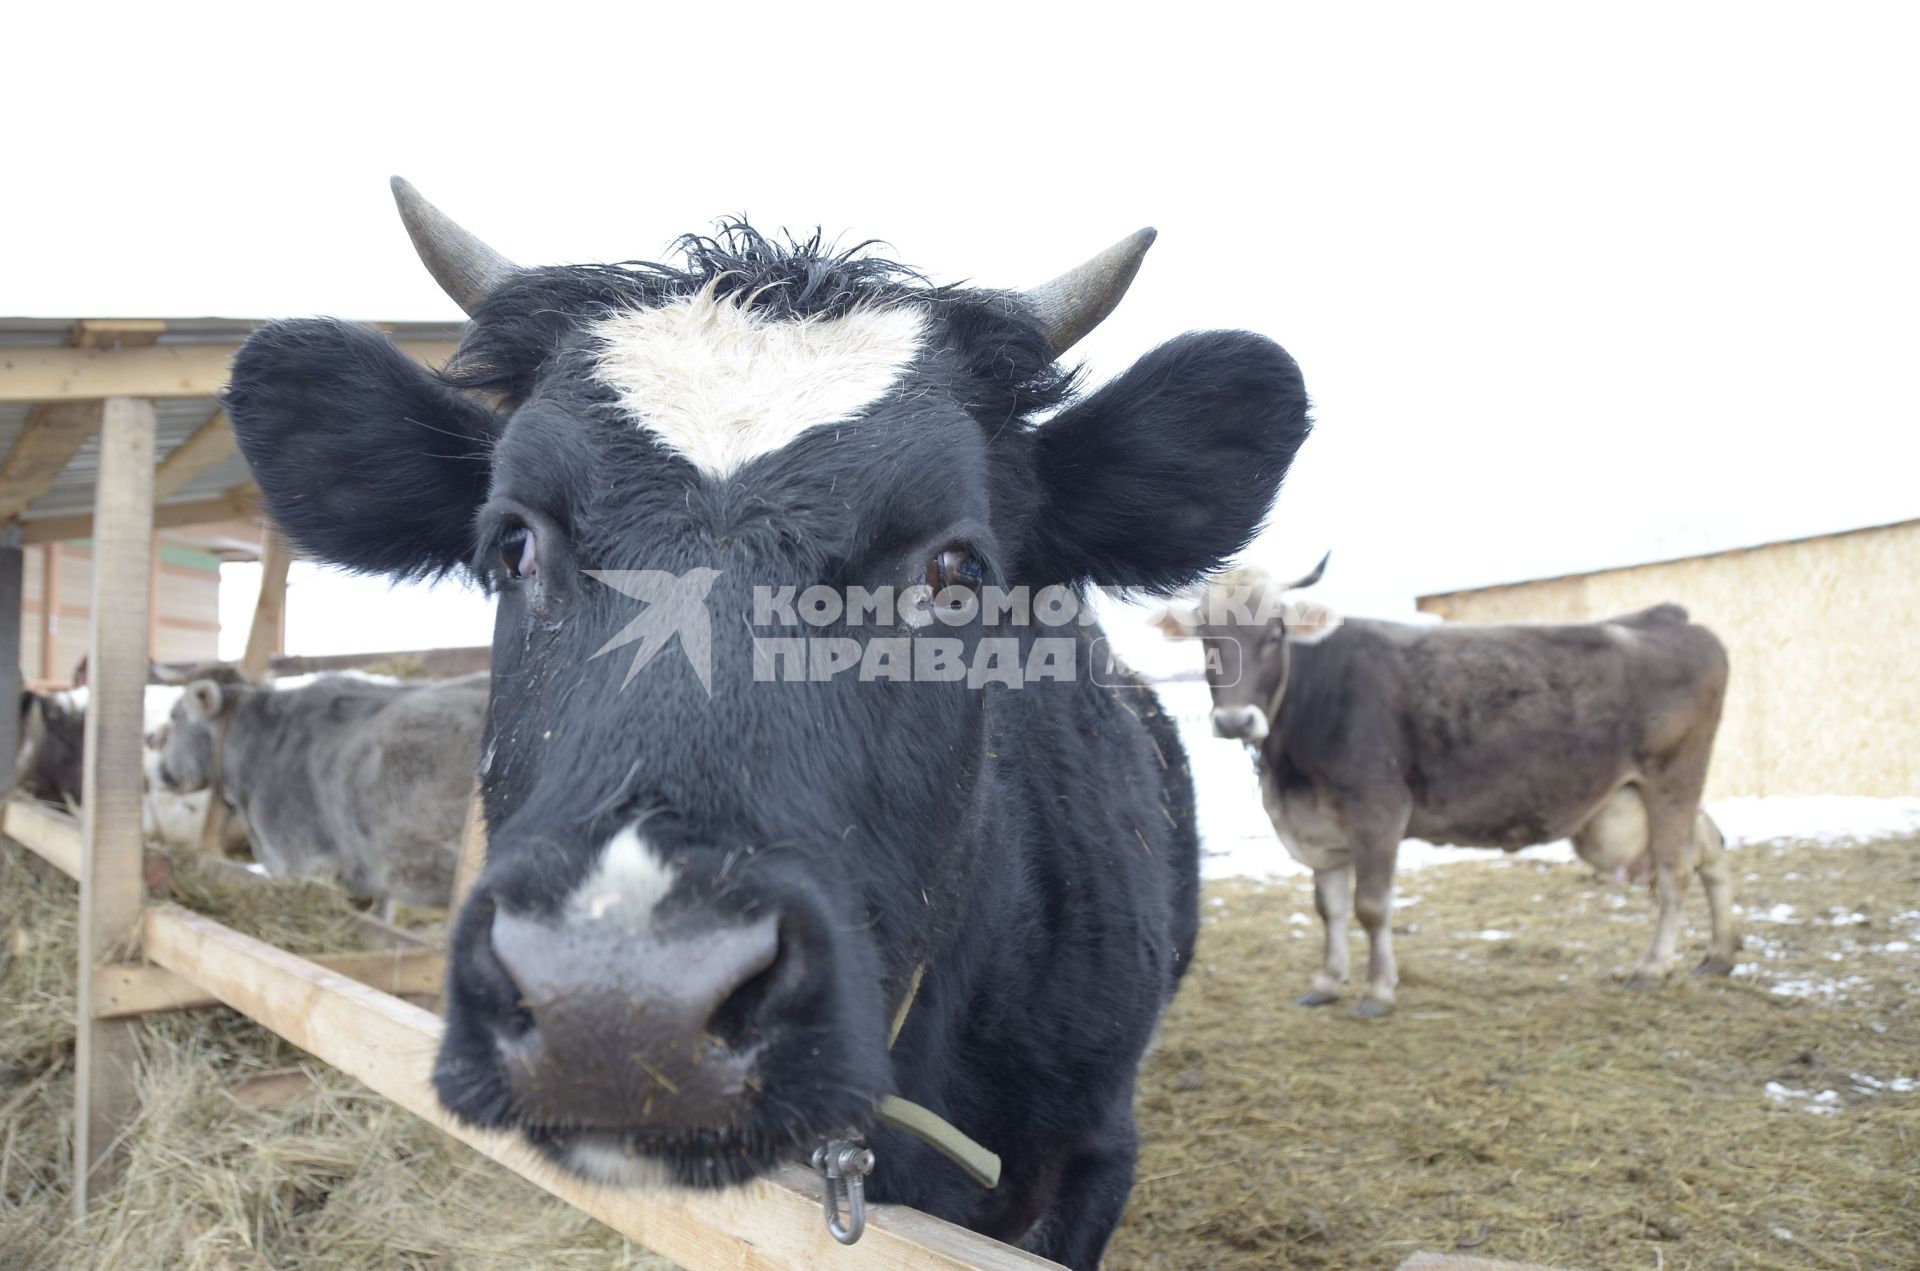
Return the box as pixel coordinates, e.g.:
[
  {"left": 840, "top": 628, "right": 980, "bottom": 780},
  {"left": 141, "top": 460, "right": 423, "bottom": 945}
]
[
  {"left": 1211, "top": 704, "right": 1269, "bottom": 744},
  {"left": 488, "top": 909, "right": 783, "bottom": 1131}
]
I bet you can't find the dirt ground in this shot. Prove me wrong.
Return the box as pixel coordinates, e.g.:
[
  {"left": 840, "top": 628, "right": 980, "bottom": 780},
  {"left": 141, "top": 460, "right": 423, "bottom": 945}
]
[
  {"left": 1111, "top": 835, "right": 1920, "bottom": 1271},
  {"left": 4, "top": 831, "right": 1916, "bottom": 1268}
]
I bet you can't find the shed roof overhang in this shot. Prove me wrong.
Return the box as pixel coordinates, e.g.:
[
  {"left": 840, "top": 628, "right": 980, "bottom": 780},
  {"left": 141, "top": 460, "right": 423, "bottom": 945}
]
[{"left": 0, "top": 316, "right": 462, "bottom": 556}]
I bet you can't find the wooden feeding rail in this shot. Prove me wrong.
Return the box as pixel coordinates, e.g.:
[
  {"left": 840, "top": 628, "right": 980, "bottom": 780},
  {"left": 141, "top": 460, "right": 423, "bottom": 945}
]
[{"left": 0, "top": 319, "right": 1056, "bottom": 1269}]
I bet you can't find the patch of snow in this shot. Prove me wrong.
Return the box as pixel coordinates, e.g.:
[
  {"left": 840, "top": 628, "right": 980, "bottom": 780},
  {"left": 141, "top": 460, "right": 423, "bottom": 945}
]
[
  {"left": 1711, "top": 796, "right": 1920, "bottom": 847},
  {"left": 1847, "top": 1073, "right": 1916, "bottom": 1094},
  {"left": 1768, "top": 974, "right": 1872, "bottom": 1002},
  {"left": 269, "top": 669, "right": 404, "bottom": 691},
  {"left": 1478, "top": 929, "right": 1513, "bottom": 941},
  {"left": 1814, "top": 908, "right": 1868, "bottom": 926},
  {"left": 1880, "top": 941, "right": 1910, "bottom": 953},
  {"left": 1764, "top": 1082, "right": 1841, "bottom": 1114},
  {"left": 1158, "top": 676, "right": 1920, "bottom": 883}
]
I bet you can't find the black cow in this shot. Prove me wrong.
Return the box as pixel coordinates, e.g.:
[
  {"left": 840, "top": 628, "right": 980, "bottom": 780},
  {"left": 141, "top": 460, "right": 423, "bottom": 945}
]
[
  {"left": 221, "top": 180, "right": 1311, "bottom": 1267},
  {"left": 15, "top": 689, "right": 84, "bottom": 809}
]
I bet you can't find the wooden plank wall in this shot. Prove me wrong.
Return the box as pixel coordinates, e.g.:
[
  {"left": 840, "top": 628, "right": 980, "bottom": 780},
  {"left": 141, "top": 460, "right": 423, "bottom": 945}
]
[{"left": 1418, "top": 519, "right": 1920, "bottom": 799}]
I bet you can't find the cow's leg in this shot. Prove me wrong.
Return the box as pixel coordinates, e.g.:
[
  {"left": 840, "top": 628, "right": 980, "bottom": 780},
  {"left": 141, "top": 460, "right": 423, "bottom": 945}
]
[
  {"left": 1691, "top": 811, "right": 1740, "bottom": 975},
  {"left": 1298, "top": 865, "right": 1352, "bottom": 1006},
  {"left": 1020, "top": 1104, "right": 1138, "bottom": 1270},
  {"left": 1626, "top": 795, "right": 1696, "bottom": 988},
  {"left": 1352, "top": 834, "right": 1400, "bottom": 1018}
]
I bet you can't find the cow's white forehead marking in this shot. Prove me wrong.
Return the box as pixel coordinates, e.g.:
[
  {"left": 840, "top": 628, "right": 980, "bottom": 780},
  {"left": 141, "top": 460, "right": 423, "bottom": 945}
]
[
  {"left": 589, "top": 289, "right": 928, "bottom": 479},
  {"left": 565, "top": 824, "right": 676, "bottom": 931}
]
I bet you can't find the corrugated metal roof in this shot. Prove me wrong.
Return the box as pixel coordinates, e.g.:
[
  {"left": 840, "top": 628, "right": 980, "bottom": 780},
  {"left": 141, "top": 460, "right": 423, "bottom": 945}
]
[
  {"left": 0, "top": 315, "right": 466, "bottom": 528},
  {"left": 0, "top": 316, "right": 463, "bottom": 348}
]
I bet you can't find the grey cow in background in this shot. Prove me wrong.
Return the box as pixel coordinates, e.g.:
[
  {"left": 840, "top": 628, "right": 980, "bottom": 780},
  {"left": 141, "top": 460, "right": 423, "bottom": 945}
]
[
  {"left": 152, "top": 672, "right": 487, "bottom": 908},
  {"left": 1163, "top": 561, "right": 1736, "bottom": 1016}
]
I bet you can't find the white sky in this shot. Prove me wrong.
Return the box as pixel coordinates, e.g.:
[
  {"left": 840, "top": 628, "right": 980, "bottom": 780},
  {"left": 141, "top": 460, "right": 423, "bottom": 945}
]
[{"left": 9, "top": 3, "right": 1914, "bottom": 661}]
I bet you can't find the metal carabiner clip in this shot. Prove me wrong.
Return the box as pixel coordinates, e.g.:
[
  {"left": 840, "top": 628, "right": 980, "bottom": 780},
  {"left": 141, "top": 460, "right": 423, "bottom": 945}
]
[{"left": 811, "top": 1139, "right": 876, "bottom": 1245}]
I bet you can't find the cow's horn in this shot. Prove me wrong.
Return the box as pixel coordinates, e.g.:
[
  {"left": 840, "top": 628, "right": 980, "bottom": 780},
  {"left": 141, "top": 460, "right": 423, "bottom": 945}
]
[
  {"left": 390, "top": 177, "right": 519, "bottom": 315},
  {"left": 1023, "top": 228, "right": 1157, "bottom": 358},
  {"left": 1284, "top": 551, "right": 1332, "bottom": 592}
]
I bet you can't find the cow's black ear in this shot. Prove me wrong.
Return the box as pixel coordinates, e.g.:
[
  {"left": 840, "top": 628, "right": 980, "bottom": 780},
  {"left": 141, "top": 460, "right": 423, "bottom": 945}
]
[
  {"left": 1025, "top": 331, "right": 1311, "bottom": 592},
  {"left": 226, "top": 319, "right": 502, "bottom": 579}
]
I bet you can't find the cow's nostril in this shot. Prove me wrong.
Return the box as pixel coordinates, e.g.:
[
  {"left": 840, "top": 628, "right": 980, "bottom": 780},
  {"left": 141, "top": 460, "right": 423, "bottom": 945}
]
[
  {"left": 706, "top": 921, "right": 789, "bottom": 1047},
  {"left": 464, "top": 903, "right": 534, "bottom": 1036}
]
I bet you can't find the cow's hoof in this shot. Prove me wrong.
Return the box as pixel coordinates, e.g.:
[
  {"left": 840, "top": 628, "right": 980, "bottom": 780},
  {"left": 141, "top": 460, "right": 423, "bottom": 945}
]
[
  {"left": 1693, "top": 955, "right": 1735, "bottom": 977},
  {"left": 1296, "top": 989, "right": 1341, "bottom": 1007},
  {"left": 1351, "top": 997, "right": 1394, "bottom": 1019}
]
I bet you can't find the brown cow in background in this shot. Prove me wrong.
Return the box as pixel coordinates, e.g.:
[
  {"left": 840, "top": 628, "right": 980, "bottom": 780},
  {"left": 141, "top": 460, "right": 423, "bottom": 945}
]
[{"left": 1162, "top": 560, "right": 1735, "bottom": 1016}]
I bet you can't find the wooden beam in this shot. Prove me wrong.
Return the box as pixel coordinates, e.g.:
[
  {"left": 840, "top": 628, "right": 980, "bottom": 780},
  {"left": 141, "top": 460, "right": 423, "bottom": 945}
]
[
  {"left": 19, "top": 482, "right": 258, "bottom": 546},
  {"left": 68, "top": 320, "right": 166, "bottom": 349},
  {"left": 207, "top": 521, "right": 282, "bottom": 862},
  {"left": 153, "top": 410, "right": 238, "bottom": 500},
  {"left": 0, "top": 401, "right": 106, "bottom": 521},
  {"left": 0, "top": 528, "right": 20, "bottom": 795},
  {"left": 73, "top": 397, "right": 156, "bottom": 1216},
  {"left": 40, "top": 542, "right": 61, "bottom": 679},
  {"left": 142, "top": 903, "right": 1058, "bottom": 1270},
  {"left": 92, "top": 946, "right": 445, "bottom": 1018},
  {"left": 0, "top": 339, "right": 458, "bottom": 403},
  {"left": 450, "top": 790, "right": 487, "bottom": 912},
  {"left": 4, "top": 800, "right": 171, "bottom": 893},
  {"left": 240, "top": 528, "right": 290, "bottom": 680},
  {"left": 4, "top": 798, "right": 83, "bottom": 877}
]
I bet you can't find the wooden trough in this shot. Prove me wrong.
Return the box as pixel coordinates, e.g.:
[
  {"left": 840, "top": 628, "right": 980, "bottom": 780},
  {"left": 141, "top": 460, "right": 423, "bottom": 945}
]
[{"left": 0, "top": 328, "right": 1059, "bottom": 1269}]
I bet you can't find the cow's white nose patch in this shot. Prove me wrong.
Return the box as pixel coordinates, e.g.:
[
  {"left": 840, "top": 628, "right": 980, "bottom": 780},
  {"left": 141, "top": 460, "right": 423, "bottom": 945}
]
[
  {"left": 590, "top": 289, "right": 927, "bottom": 479},
  {"left": 1212, "top": 705, "right": 1268, "bottom": 743},
  {"left": 562, "top": 1136, "right": 670, "bottom": 1189},
  {"left": 565, "top": 825, "right": 677, "bottom": 932}
]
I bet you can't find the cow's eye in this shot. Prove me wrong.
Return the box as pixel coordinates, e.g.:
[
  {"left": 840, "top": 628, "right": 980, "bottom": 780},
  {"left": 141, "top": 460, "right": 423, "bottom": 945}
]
[
  {"left": 925, "top": 547, "right": 984, "bottom": 600},
  {"left": 499, "top": 525, "right": 537, "bottom": 581}
]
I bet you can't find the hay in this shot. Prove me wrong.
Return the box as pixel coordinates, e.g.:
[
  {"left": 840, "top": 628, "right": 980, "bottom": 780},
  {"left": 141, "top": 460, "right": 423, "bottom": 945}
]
[
  {"left": 8, "top": 828, "right": 1918, "bottom": 1269},
  {"left": 0, "top": 843, "right": 672, "bottom": 1268},
  {"left": 1109, "top": 836, "right": 1920, "bottom": 1270},
  {"left": 353, "top": 654, "right": 429, "bottom": 681}
]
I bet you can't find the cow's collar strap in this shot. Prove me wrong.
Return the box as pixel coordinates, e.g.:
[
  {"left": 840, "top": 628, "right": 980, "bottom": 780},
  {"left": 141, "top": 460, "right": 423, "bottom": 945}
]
[
  {"left": 873, "top": 1094, "right": 1001, "bottom": 1189},
  {"left": 809, "top": 962, "right": 1003, "bottom": 1245}
]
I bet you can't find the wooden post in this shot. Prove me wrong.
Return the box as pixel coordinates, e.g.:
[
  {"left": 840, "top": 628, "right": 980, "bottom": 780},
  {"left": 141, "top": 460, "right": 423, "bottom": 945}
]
[
  {"left": 240, "top": 528, "right": 290, "bottom": 681},
  {"left": 449, "top": 790, "right": 488, "bottom": 912},
  {"left": 0, "top": 524, "right": 22, "bottom": 778},
  {"left": 73, "top": 396, "right": 156, "bottom": 1216},
  {"left": 39, "top": 542, "right": 60, "bottom": 681},
  {"left": 196, "top": 527, "right": 290, "bottom": 855}
]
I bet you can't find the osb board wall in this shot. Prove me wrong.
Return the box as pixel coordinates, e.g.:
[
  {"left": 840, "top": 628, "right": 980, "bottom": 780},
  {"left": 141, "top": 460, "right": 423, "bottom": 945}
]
[{"left": 1418, "top": 520, "right": 1920, "bottom": 799}]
